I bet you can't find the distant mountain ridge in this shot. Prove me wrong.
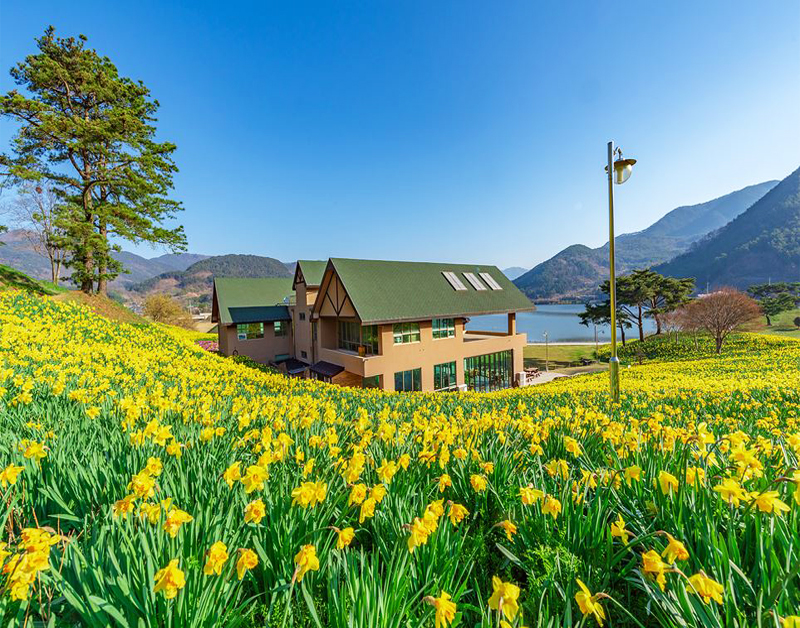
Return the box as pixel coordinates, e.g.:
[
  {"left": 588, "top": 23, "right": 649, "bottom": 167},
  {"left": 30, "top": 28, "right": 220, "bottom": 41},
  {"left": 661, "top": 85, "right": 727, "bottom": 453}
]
[
  {"left": 0, "top": 229, "right": 210, "bottom": 287},
  {"left": 502, "top": 266, "right": 528, "bottom": 280},
  {"left": 129, "top": 254, "right": 293, "bottom": 305},
  {"left": 657, "top": 166, "right": 800, "bottom": 289},
  {"left": 513, "top": 180, "right": 778, "bottom": 301}
]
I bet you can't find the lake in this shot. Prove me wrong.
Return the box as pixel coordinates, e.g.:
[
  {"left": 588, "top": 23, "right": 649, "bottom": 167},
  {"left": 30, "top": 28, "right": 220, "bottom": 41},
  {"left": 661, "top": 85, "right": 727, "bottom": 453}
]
[{"left": 467, "top": 303, "right": 657, "bottom": 343}]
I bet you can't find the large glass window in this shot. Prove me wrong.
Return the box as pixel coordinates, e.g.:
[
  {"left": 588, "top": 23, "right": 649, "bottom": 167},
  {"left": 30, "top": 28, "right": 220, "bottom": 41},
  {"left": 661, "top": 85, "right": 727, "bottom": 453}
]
[
  {"left": 394, "top": 368, "right": 421, "bottom": 392},
  {"left": 393, "top": 322, "right": 421, "bottom": 344},
  {"left": 338, "top": 321, "right": 379, "bottom": 355},
  {"left": 434, "top": 361, "right": 457, "bottom": 391},
  {"left": 274, "top": 321, "right": 288, "bottom": 336},
  {"left": 362, "top": 375, "right": 381, "bottom": 389},
  {"left": 236, "top": 322, "right": 264, "bottom": 341},
  {"left": 432, "top": 318, "right": 456, "bottom": 339},
  {"left": 464, "top": 350, "right": 512, "bottom": 392}
]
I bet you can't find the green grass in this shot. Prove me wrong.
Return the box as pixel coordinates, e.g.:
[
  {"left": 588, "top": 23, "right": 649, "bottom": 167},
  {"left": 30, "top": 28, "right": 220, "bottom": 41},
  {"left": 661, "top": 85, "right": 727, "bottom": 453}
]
[
  {"left": 523, "top": 343, "right": 599, "bottom": 371},
  {"left": 0, "top": 263, "right": 68, "bottom": 296},
  {"left": 759, "top": 307, "right": 800, "bottom": 338}
]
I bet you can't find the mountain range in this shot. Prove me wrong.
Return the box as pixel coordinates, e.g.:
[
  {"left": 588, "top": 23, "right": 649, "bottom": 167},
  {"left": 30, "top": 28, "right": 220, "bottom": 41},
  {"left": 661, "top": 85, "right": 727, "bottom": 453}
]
[
  {"left": 0, "top": 230, "right": 213, "bottom": 288},
  {"left": 3, "top": 168, "right": 797, "bottom": 304},
  {"left": 128, "top": 254, "right": 292, "bottom": 305},
  {"left": 512, "top": 180, "right": 779, "bottom": 301},
  {"left": 657, "top": 166, "right": 800, "bottom": 289},
  {"left": 501, "top": 266, "right": 528, "bottom": 280}
]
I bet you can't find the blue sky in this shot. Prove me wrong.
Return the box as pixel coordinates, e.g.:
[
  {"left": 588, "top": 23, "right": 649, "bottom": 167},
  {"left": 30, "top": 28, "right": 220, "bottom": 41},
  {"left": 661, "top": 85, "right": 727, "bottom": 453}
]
[{"left": 1, "top": 1, "right": 799, "bottom": 268}]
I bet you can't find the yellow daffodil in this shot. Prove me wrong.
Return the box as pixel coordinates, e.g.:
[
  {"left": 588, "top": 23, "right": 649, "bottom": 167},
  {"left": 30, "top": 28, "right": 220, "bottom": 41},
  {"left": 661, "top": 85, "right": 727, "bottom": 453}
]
[
  {"left": 204, "top": 541, "right": 229, "bottom": 576},
  {"left": 293, "top": 544, "right": 319, "bottom": 582},
  {"left": 236, "top": 548, "right": 258, "bottom": 580},
  {"left": 153, "top": 559, "right": 185, "bottom": 599},
  {"left": 244, "top": 498, "right": 266, "bottom": 524},
  {"left": 487, "top": 576, "right": 520, "bottom": 621},
  {"left": 686, "top": 572, "right": 724, "bottom": 604},
  {"left": 574, "top": 579, "right": 605, "bottom": 626}
]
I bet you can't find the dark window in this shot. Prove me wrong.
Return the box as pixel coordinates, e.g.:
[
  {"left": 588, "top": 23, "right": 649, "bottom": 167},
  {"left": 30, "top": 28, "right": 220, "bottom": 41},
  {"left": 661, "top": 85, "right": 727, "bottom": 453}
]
[
  {"left": 363, "top": 375, "right": 381, "bottom": 389},
  {"left": 274, "top": 321, "right": 287, "bottom": 336},
  {"left": 236, "top": 323, "right": 263, "bottom": 341},
  {"left": 338, "top": 321, "right": 379, "bottom": 355},
  {"left": 299, "top": 312, "right": 306, "bottom": 321},
  {"left": 301, "top": 350, "right": 308, "bottom": 359},
  {"left": 432, "top": 318, "right": 456, "bottom": 339},
  {"left": 434, "top": 361, "right": 457, "bottom": 391},
  {"left": 464, "top": 350, "right": 512, "bottom": 392},
  {"left": 393, "top": 322, "right": 421, "bottom": 344},
  {"left": 394, "top": 368, "right": 421, "bottom": 392}
]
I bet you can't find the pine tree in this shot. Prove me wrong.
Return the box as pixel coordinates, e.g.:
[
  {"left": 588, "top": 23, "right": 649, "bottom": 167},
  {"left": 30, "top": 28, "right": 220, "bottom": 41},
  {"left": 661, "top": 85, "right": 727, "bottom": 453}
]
[{"left": 0, "top": 27, "right": 186, "bottom": 294}]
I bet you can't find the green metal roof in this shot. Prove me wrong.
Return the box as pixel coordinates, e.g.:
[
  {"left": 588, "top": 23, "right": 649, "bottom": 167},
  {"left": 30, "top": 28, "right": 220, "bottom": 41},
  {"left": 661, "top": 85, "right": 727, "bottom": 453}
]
[
  {"left": 213, "top": 278, "right": 294, "bottom": 325},
  {"left": 323, "top": 258, "right": 535, "bottom": 324},
  {"left": 294, "top": 260, "right": 327, "bottom": 287}
]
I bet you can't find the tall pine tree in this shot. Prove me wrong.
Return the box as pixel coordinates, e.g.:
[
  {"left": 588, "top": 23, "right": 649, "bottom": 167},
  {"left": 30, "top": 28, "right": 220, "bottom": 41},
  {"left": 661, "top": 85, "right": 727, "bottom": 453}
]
[{"left": 0, "top": 27, "right": 186, "bottom": 294}]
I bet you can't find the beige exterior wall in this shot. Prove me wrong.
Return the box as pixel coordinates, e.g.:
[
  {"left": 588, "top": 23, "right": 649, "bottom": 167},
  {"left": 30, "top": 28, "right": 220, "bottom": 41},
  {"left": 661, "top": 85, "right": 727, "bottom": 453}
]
[
  {"left": 218, "top": 322, "right": 294, "bottom": 363},
  {"left": 316, "top": 316, "right": 526, "bottom": 392},
  {"left": 292, "top": 282, "right": 319, "bottom": 365}
]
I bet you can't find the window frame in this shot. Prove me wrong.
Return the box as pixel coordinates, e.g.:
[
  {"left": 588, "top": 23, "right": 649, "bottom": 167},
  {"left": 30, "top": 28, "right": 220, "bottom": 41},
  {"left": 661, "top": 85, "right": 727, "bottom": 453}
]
[
  {"left": 393, "top": 322, "right": 421, "bottom": 344},
  {"left": 274, "top": 320, "right": 288, "bottom": 336},
  {"left": 432, "top": 318, "right": 456, "bottom": 340},
  {"left": 433, "top": 361, "right": 457, "bottom": 391},
  {"left": 464, "top": 350, "right": 512, "bottom": 392},
  {"left": 338, "top": 320, "right": 379, "bottom": 355},
  {"left": 394, "top": 368, "right": 422, "bottom": 392},
  {"left": 236, "top": 322, "right": 264, "bottom": 341}
]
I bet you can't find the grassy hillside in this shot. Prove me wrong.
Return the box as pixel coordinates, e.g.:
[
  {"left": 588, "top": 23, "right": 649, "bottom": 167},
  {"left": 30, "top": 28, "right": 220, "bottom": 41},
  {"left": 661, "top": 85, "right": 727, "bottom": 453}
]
[
  {"left": 0, "top": 262, "right": 67, "bottom": 295},
  {"left": 1, "top": 291, "right": 799, "bottom": 627},
  {"left": 52, "top": 291, "right": 148, "bottom": 325},
  {"left": 760, "top": 307, "right": 800, "bottom": 339}
]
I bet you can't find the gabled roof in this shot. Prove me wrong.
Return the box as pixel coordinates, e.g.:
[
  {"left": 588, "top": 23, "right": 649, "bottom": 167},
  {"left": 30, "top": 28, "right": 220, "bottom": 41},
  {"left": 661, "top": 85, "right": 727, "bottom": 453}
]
[
  {"left": 212, "top": 278, "right": 294, "bottom": 325},
  {"left": 315, "top": 258, "right": 534, "bottom": 325},
  {"left": 293, "top": 260, "right": 327, "bottom": 289}
]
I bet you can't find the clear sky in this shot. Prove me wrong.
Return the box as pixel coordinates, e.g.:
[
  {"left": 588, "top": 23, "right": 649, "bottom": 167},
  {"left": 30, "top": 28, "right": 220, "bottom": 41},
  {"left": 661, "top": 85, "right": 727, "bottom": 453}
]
[{"left": 1, "top": 1, "right": 799, "bottom": 268}]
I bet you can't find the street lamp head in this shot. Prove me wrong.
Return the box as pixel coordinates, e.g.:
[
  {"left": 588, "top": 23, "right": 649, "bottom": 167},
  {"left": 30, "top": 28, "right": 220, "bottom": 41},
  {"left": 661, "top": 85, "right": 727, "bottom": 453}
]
[{"left": 613, "top": 156, "right": 636, "bottom": 185}]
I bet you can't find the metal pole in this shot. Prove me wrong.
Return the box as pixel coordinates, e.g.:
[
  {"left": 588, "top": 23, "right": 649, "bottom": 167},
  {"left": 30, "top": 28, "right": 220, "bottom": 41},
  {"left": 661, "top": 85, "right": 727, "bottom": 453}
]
[
  {"left": 544, "top": 332, "right": 549, "bottom": 371},
  {"left": 607, "top": 141, "right": 620, "bottom": 403}
]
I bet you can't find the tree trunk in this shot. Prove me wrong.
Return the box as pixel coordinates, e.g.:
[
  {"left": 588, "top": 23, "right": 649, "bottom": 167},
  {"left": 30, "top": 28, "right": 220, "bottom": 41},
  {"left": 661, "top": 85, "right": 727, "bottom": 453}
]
[
  {"left": 96, "top": 221, "right": 108, "bottom": 296},
  {"left": 619, "top": 323, "right": 626, "bottom": 346},
  {"left": 48, "top": 253, "right": 58, "bottom": 285},
  {"left": 715, "top": 335, "right": 723, "bottom": 354},
  {"left": 655, "top": 314, "right": 662, "bottom": 335},
  {"left": 81, "top": 218, "right": 94, "bottom": 294},
  {"left": 765, "top": 314, "right": 771, "bottom": 326},
  {"left": 637, "top": 305, "right": 645, "bottom": 342},
  {"left": 81, "top": 179, "right": 94, "bottom": 294}
]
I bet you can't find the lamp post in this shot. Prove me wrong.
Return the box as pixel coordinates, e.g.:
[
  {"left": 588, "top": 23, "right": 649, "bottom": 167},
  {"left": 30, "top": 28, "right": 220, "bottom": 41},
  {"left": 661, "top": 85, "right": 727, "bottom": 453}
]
[
  {"left": 606, "top": 141, "right": 636, "bottom": 404},
  {"left": 543, "top": 331, "right": 549, "bottom": 372}
]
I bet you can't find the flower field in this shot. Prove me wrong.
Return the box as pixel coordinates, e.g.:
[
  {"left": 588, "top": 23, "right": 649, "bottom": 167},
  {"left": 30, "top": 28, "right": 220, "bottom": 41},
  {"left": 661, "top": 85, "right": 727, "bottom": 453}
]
[{"left": 1, "top": 291, "right": 799, "bottom": 627}]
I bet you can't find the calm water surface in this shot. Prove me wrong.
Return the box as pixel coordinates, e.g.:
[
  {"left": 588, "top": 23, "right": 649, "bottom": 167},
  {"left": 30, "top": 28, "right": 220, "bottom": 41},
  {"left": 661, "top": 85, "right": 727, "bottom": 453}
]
[{"left": 467, "top": 304, "right": 656, "bottom": 343}]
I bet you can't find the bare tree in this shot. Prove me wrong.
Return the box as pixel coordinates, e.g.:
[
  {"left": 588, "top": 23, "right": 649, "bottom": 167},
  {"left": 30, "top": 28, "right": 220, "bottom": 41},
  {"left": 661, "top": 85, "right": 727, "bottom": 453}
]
[
  {"left": 143, "top": 293, "right": 194, "bottom": 329},
  {"left": 679, "top": 288, "right": 762, "bottom": 354},
  {"left": 7, "top": 183, "right": 67, "bottom": 285},
  {"left": 659, "top": 309, "right": 682, "bottom": 343}
]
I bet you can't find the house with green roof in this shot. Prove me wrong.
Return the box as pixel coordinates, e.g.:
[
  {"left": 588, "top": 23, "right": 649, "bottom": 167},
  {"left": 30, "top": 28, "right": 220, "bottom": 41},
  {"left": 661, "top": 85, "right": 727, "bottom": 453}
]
[
  {"left": 211, "top": 277, "right": 294, "bottom": 364},
  {"left": 214, "top": 258, "right": 535, "bottom": 392}
]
